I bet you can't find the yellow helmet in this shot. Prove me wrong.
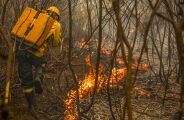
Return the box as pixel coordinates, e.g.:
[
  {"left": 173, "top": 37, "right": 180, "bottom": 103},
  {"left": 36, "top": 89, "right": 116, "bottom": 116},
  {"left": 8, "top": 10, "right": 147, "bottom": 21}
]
[{"left": 47, "top": 6, "right": 60, "bottom": 16}]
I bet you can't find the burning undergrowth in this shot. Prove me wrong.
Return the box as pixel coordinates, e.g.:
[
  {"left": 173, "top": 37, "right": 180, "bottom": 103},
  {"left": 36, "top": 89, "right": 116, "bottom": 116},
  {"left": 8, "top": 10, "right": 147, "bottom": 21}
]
[{"left": 64, "top": 47, "right": 151, "bottom": 120}]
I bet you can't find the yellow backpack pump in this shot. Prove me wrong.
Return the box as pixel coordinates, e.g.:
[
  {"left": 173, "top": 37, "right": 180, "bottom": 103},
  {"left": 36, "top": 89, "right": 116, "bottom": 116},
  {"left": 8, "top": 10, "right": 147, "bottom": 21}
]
[{"left": 11, "top": 7, "right": 54, "bottom": 49}]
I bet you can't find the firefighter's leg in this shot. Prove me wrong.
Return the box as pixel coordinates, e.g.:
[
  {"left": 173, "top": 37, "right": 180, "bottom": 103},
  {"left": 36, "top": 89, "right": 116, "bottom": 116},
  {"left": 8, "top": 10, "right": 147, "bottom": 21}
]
[
  {"left": 24, "top": 90, "right": 34, "bottom": 110},
  {"left": 16, "top": 51, "right": 40, "bottom": 119},
  {"left": 31, "top": 55, "right": 46, "bottom": 94},
  {"left": 24, "top": 90, "right": 39, "bottom": 120},
  {"left": 18, "top": 63, "right": 35, "bottom": 110},
  {"left": 17, "top": 56, "right": 40, "bottom": 119},
  {"left": 34, "top": 64, "right": 45, "bottom": 94},
  {"left": 17, "top": 51, "right": 35, "bottom": 110}
]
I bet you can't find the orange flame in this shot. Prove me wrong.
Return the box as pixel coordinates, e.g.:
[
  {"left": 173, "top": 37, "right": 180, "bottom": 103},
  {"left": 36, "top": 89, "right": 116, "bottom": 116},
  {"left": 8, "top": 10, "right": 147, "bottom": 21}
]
[
  {"left": 64, "top": 56, "right": 150, "bottom": 120},
  {"left": 132, "top": 63, "right": 149, "bottom": 71},
  {"left": 85, "top": 55, "right": 91, "bottom": 66},
  {"left": 79, "top": 38, "right": 89, "bottom": 49},
  {"left": 116, "top": 58, "right": 124, "bottom": 65},
  {"left": 100, "top": 48, "right": 112, "bottom": 56},
  {"left": 133, "top": 87, "right": 151, "bottom": 97}
]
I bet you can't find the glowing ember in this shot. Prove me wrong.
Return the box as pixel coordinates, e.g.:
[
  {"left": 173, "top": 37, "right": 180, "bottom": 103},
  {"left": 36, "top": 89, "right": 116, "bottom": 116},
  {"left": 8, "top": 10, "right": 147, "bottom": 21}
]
[{"left": 64, "top": 56, "right": 150, "bottom": 120}]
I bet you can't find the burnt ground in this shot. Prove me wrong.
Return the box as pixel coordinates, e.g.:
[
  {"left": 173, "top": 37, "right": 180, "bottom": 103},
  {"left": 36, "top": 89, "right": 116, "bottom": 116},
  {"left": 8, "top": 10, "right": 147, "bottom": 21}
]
[{"left": 0, "top": 46, "right": 182, "bottom": 120}]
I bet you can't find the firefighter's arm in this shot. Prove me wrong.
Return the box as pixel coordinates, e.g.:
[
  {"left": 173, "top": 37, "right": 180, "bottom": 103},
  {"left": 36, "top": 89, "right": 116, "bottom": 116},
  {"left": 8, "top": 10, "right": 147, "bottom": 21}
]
[{"left": 52, "top": 21, "right": 62, "bottom": 46}]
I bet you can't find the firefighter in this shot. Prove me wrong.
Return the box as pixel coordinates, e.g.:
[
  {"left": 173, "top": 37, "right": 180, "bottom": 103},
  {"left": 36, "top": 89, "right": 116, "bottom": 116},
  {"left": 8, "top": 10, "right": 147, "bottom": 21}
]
[{"left": 16, "top": 6, "right": 62, "bottom": 112}]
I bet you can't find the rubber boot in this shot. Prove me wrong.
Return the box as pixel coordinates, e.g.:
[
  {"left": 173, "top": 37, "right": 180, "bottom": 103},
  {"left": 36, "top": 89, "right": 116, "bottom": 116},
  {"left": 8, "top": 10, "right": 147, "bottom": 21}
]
[
  {"left": 25, "top": 92, "right": 34, "bottom": 111},
  {"left": 25, "top": 92, "right": 39, "bottom": 120}
]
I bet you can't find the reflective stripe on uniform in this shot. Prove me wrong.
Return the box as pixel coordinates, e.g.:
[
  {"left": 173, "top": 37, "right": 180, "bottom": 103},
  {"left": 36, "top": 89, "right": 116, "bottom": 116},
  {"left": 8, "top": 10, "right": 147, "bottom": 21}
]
[
  {"left": 41, "top": 63, "right": 46, "bottom": 67},
  {"left": 23, "top": 88, "right": 33, "bottom": 93}
]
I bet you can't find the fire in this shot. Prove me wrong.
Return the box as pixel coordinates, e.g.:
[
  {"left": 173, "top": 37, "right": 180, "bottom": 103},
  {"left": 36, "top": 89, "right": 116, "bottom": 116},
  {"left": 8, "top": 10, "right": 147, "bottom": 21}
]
[
  {"left": 85, "top": 55, "right": 91, "bottom": 66},
  {"left": 132, "top": 63, "right": 149, "bottom": 71},
  {"left": 100, "top": 48, "right": 112, "bottom": 56},
  {"left": 64, "top": 56, "right": 150, "bottom": 120},
  {"left": 116, "top": 58, "right": 124, "bottom": 65},
  {"left": 133, "top": 87, "right": 151, "bottom": 97},
  {"left": 64, "top": 65, "right": 105, "bottom": 120},
  {"left": 79, "top": 38, "right": 89, "bottom": 49}
]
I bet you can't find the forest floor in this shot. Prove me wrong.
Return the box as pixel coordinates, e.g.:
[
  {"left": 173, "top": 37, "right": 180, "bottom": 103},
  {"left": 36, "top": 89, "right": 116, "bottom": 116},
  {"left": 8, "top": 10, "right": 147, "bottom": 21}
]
[{"left": 0, "top": 47, "right": 181, "bottom": 120}]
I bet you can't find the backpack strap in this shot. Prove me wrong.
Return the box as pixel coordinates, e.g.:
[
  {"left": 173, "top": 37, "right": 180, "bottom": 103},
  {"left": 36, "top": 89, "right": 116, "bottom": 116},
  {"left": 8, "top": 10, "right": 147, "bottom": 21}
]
[{"left": 24, "top": 10, "right": 41, "bottom": 36}]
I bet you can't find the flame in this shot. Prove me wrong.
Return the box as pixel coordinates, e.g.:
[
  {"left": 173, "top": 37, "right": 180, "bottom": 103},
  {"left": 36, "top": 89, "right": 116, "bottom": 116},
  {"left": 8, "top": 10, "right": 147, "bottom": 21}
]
[
  {"left": 79, "top": 38, "right": 88, "bottom": 49},
  {"left": 116, "top": 58, "right": 124, "bottom": 65},
  {"left": 64, "top": 65, "right": 104, "bottom": 120},
  {"left": 100, "top": 48, "right": 112, "bottom": 56},
  {"left": 85, "top": 55, "right": 91, "bottom": 66},
  {"left": 133, "top": 87, "right": 151, "bottom": 97},
  {"left": 64, "top": 56, "right": 150, "bottom": 120},
  {"left": 132, "top": 63, "right": 149, "bottom": 71}
]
